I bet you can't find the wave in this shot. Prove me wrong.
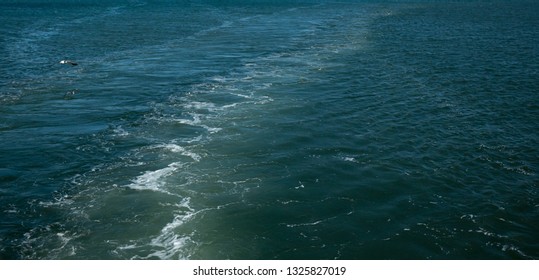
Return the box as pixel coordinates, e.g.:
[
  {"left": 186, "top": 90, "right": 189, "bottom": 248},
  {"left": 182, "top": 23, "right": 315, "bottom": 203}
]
[{"left": 127, "top": 162, "right": 183, "bottom": 193}]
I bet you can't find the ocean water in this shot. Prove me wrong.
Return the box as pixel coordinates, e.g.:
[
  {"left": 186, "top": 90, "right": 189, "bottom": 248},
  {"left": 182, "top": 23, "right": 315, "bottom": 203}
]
[{"left": 0, "top": 0, "right": 538, "bottom": 259}]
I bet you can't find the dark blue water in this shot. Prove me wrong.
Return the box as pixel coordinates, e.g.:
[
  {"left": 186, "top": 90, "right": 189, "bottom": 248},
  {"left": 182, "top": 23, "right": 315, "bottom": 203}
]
[{"left": 1, "top": 0, "right": 538, "bottom": 259}]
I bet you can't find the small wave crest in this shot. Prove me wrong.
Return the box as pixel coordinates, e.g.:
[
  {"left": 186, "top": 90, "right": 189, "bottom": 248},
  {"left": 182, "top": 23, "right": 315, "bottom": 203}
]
[
  {"left": 153, "top": 143, "right": 202, "bottom": 162},
  {"left": 116, "top": 198, "right": 197, "bottom": 259},
  {"left": 127, "top": 162, "right": 183, "bottom": 194}
]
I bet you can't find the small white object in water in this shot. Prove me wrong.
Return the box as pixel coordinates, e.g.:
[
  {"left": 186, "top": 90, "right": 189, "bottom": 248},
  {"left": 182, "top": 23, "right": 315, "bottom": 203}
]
[{"left": 59, "top": 60, "right": 78, "bottom": 66}]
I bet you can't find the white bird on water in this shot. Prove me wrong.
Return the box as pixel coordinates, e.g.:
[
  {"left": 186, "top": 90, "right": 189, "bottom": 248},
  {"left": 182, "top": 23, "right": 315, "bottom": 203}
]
[{"left": 59, "top": 60, "right": 78, "bottom": 66}]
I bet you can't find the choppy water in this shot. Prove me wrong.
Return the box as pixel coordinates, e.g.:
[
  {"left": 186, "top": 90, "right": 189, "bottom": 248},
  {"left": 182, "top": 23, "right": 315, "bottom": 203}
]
[{"left": 1, "top": 0, "right": 538, "bottom": 259}]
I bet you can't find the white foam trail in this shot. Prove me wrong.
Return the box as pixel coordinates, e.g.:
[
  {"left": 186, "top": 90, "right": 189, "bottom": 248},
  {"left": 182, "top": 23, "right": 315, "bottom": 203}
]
[
  {"left": 185, "top": 135, "right": 203, "bottom": 144},
  {"left": 183, "top": 101, "right": 217, "bottom": 112},
  {"left": 144, "top": 198, "right": 195, "bottom": 259},
  {"left": 112, "top": 126, "right": 129, "bottom": 137},
  {"left": 146, "top": 234, "right": 192, "bottom": 259},
  {"left": 173, "top": 114, "right": 202, "bottom": 126},
  {"left": 286, "top": 220, "right": 324, "bottom": 228},
  {"left": 228, "top": 92, "right": 254, "bottom": 99},
  {"left": 202, "top": 125, "right": 222, "bottom": 134},
  {"left": 222, "top": 102, "right": 242, "bottom": 109},
  {"left": 155, "top": 144, "right": 202, "bottom": 161},
  {"left": 127, "top": 162, "right": 182, "bottom": 192}
]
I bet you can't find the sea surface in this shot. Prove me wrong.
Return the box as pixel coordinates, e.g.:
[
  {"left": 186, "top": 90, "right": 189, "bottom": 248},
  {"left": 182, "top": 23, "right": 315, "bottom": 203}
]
[{"left": 0, "top": 0, "right": 538, "bottom": 259}]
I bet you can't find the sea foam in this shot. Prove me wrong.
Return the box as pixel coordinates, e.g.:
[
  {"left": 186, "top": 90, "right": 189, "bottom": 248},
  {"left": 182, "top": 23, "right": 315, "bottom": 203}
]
[{"left": 127, "top": 162, "right": 183, "bottom": 193}]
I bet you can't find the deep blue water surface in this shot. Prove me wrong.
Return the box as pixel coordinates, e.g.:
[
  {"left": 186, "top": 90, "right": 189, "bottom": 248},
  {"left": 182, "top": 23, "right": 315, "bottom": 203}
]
[{"left": 1, "top": 0, "right": 538, "bottom": 259}]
